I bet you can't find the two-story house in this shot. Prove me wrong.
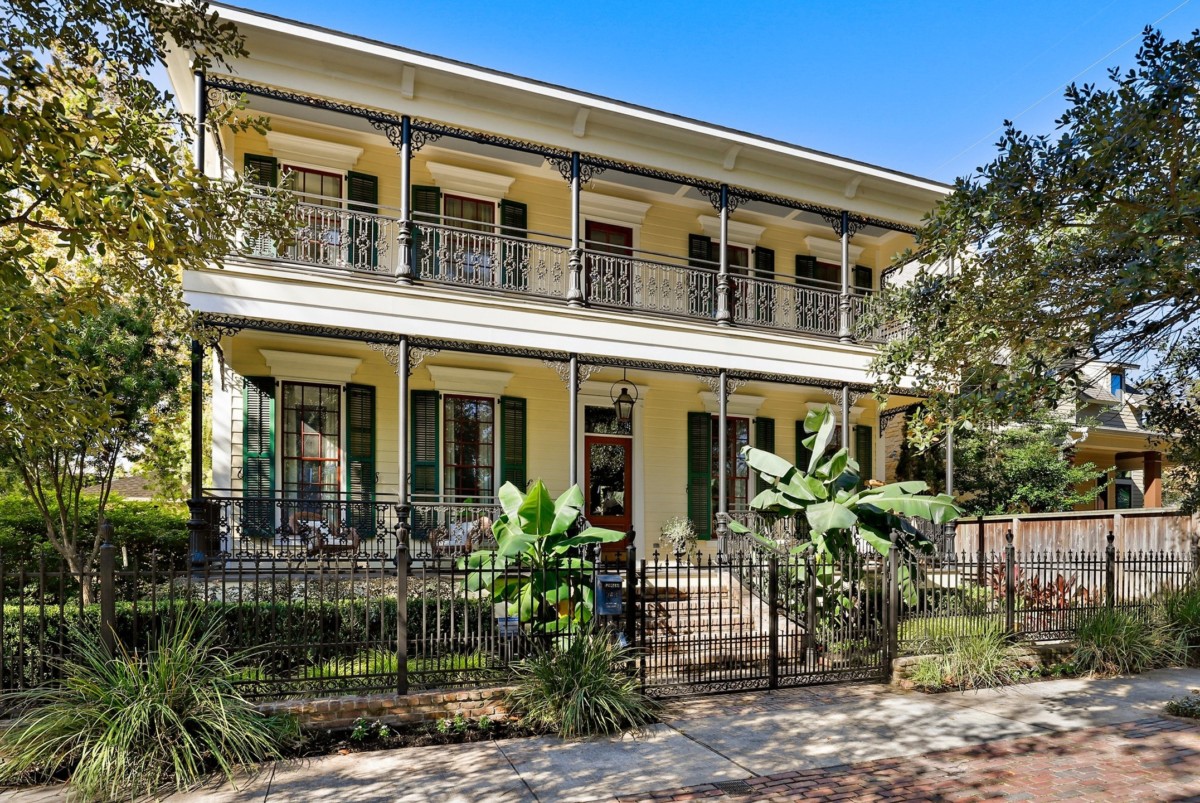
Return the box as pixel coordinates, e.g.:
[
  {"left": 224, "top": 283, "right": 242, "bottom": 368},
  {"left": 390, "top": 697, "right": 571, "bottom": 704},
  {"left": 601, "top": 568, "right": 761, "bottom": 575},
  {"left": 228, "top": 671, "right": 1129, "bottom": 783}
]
[{"left": 167, "top": 4, "right": 947, "bottom": 564}]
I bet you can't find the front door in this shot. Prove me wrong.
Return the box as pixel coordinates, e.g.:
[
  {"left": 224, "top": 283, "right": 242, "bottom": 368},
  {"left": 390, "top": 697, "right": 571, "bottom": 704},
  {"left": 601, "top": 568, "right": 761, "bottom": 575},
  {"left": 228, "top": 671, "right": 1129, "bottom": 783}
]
[{"left": 585, "top": 434, "right": 633, "bottom": 561}]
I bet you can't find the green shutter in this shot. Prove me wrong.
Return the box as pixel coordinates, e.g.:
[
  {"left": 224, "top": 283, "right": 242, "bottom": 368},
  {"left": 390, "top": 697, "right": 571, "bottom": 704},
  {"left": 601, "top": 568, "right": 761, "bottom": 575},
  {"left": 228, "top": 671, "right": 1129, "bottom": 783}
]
[
  {"left": 411, "top": 390, "right": 440, "bottom": 497},
  {"left": 795, "top": 255, "right": 818, "bottom": 281},
  {"left": 754, "top": 417, "right": 775, "bottom": 494},
  {"left": 411, "top": 185, "right": 442, "bottom": 277},
  {"left": 346, "top": 384, "right": 377, "bottom": 538},
  {"left": 499, "top": 396, "right": 527, "bottom": 491},
  {"left": 687, "top": 411, "right": 713, "bottom": 540},
  {"left": 754, "top": 247, "right": 775, "bottom": 279},
  {"left": 688, "top": 234, "right": 714, "bottom": 318},
  {"left": 242, "top": 376, "right": 276, "bottom": 538},
  {"left": 498, "top": 200, "right": 528, "bottom": 290},
  {"left": 796, "top": 419, "right": 813, "bottom": 476},
  {"left": 854, "top": 265, "right": 873, "bottom": 292},
  {"left": 243, "top": 153, "right": 278, "bottom": 186},
  {"left": 346, "top": 172, "right": 380, "bottom": 270},
  {"left": 854, "top": 424, "right": 873, "bottom": 489}
]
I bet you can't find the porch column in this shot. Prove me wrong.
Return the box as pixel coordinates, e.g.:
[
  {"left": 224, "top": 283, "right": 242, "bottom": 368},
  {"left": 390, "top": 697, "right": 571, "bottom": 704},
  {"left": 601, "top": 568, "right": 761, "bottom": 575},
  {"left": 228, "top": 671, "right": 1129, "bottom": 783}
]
[
  {"left": 397, "top": 335, "right": 410, "bottom": 521},
  {"left": 715, "top": 369, "right": 730, "bottom": 539},
  {"left": 396, "top": 116, "right": 414, "bottom": 284},
  {"left": 838, "top": 210, "right": 852, "bottom": 342},
  {"left": 566, "top": 153, "right": 585, "bottom": 307},
  {"left": 716, "top": 185, "right": 732, "bottom": 326},
  {"left": 568, "top": 354, "right": 580, "bottom": 486},
  {"left": 186, "top": 338, "right": 207, "bottom": 567},
  {"left": 191, "top": 69, "right": 206, "bottom": 173},
  {"left": 840, "top": 385, "right": 850, "bottom": 447},
  {"left": 1144, "top": 450, "right": 1163, "bottom": 508}
]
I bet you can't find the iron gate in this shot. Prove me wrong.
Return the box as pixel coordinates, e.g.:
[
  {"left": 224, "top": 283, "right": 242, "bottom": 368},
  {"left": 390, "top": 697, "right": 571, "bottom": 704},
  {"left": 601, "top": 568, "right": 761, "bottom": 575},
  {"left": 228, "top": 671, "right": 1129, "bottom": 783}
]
[{"left": 633, "top": 543, "right": 893, "bottom": 697}]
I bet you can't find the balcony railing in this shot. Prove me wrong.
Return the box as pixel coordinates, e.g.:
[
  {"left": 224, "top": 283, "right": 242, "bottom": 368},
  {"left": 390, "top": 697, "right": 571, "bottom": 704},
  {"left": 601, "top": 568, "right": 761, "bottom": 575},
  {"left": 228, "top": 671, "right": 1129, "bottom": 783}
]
[{"left": 238, "top": 191, "right": 898, "bottom": 342}]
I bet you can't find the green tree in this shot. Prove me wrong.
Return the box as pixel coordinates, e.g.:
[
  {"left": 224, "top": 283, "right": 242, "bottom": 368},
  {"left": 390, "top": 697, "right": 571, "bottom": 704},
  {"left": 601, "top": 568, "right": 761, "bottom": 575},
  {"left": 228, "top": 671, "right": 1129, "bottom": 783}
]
[
  {"left": 865, "top": 27, "right": 1200, "bottom": 448},
  {"left": 1143, "top": 340, "right": 1200, "bottom": 513},
  {"left": 0, "top": 298, "right": 185, "bottom": 599}
]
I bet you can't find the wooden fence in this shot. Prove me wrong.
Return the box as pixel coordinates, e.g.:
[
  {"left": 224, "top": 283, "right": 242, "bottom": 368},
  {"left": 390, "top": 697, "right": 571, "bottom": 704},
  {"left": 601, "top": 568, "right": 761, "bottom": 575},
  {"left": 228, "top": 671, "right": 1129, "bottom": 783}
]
[{"left": 951, "top": 508, "right": 1200, "bottom": 554}]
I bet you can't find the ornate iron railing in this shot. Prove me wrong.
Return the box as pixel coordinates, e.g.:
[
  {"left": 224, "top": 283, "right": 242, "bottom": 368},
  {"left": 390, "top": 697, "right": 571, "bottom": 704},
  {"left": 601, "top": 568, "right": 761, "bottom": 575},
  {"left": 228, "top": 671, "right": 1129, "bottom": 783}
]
[
  {"left": 245, "top": 197, "right": 400, "bottom": 274},
  {"left": 408, "top": 499, "right": 502, "bottom": 560},
  {"left": 731, "top": 275, "right": 841, "bottom": 337},
  {"left": 412, "top": 221, "right": 569, "bottom": 299},
  {"left": 585, "top": 252, "right": 717, "bottom": 318}
]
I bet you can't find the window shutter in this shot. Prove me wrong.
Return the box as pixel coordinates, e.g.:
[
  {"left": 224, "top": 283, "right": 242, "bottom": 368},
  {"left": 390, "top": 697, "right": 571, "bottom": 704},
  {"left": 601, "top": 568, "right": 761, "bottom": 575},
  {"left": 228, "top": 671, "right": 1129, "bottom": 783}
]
[
  {"left": 346, "top": 172, "right": 380, "bottom": 270},
  {"left": 410, "top": 390, "right": 440, "bottom": 497},
  {"left": 688, "top": 234, "right": 713, "bottom": 267},
  {"left": 688, "top": 234, "right": 714, "bottom": 318},
  {"left": 754, "top": 417, "right": 775, "bottom": 494},
  {"left": 242, "top": 376, "right": 276, "bottom": 538},
  {"left": 499, "top": 396, "right": 527, "bottom": 491},
  {"left": 243, "top": 153, "right": 278, "bottom": 186},
  {"left": 754, "top": 247, "right": 775, "bottom": 279},
  {"left": 854, "top": 265, "right": 873, "bottom": 293},
  {"left": 411, "top": 185, "right": 442, "bottom": 278},
  {"left": 687, "top": 411, "right": 713, "bottom": 540},
  {"left": 346, "top": 384, "right": 377, "bottom": 538},
  {"left": 796, "top": 419, "right": 813, "bottom": 475},
  {"left": 795, "top": 255, "right": 818, "bottom": 280},
  {"left": 854, "top": 424, "right": 873, "bottom": 488},
  {"left": 498, "top": 200, "right": 529, "bottom": 290}
]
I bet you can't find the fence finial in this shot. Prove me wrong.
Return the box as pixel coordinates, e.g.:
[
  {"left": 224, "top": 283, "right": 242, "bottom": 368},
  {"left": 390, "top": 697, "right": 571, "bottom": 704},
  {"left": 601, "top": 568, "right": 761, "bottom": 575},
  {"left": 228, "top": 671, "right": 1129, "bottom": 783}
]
[
  {"left": 98, "top": 518, "right": 114, "bottom": 546},
  {"left": 1004, "top": 529, "right": 1014, "bottom": 546},
  {"left": 1106, "top": 530, "right": 1116, "bottom": 548}
]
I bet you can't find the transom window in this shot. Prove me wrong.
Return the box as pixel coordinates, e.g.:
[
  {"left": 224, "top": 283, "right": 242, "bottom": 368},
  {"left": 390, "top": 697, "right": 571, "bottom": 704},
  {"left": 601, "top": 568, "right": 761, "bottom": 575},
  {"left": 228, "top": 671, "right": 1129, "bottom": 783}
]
[
  {"left": 281, "top": 382, "right": 341, "bottom": 500},
  {"left": 443, "top": 395, "right": 495, "bottom": 500},
  {"left": 585, "top": 404, "right": 632, "bottom": 437},
  {"left": 712, "top": 416, "right": 751, "bottom": 512}
]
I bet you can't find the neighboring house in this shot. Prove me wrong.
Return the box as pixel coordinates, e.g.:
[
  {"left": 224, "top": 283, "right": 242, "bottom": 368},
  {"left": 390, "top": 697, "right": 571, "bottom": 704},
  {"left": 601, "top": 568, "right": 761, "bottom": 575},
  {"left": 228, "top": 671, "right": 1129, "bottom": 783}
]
[
  {"left": 1067, "top": 361, "right": 1164, "bottom": 510},
  {"left": 83, "top": 475, "right": 155, "bottom": 502},
  {"left": 165, "top": 4, "right": 946, "bottom": 561}
]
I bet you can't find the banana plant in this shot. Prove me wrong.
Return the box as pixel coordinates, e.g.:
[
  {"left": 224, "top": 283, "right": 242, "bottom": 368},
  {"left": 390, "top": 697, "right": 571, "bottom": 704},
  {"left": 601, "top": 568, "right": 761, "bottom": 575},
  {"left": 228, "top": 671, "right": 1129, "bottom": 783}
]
[
  {"left": 729, "top": 405, "right": 961, "bottom": 606},
  {"left": 461, "top": 480, "right": 627, "bottom": 636}
]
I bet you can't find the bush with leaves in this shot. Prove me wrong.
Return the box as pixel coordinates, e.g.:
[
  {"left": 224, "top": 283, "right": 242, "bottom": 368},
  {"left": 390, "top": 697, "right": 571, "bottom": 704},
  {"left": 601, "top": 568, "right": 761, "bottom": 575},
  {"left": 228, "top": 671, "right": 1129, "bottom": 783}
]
[
  {"left": 462, "top": 481, "right": 625, "bottom": 636},
  {"left": 507, "top": 628, "right": 656, "bottom": 738},
  {"left": 0, "top": 618, "right": 297, "bottom": 799},
  {"left": 1157, "top": 584, "right": 1200, "bottom": 665},
  {"left": 1072, "top": 609, "right": 1180, "bottom": 676},
  {"left": 909, "top": 627, "right": 1025, "bottom": 691}
]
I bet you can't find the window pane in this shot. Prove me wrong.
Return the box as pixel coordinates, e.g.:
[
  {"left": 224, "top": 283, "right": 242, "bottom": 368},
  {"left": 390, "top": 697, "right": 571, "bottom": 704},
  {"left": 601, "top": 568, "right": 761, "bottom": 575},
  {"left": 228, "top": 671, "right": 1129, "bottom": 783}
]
[
  {"left": 586, "top": 404, "right": 632, "bottom": 436},
  {"left": 443, "top": 395, "right": 495, "bottom": 500}
]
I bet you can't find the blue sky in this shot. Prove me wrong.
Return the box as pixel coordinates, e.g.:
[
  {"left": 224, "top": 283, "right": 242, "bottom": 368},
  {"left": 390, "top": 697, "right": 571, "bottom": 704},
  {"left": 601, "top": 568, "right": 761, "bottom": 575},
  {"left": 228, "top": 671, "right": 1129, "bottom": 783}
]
[{"left": 224, "top": 1, "right": 1199, "bottom": 184}]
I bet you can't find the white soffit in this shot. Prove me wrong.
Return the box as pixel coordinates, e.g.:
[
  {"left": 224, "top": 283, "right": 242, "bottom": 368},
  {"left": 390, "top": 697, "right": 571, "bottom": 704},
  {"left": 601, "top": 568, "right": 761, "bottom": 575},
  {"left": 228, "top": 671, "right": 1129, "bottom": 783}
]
[
  {"left": 426, "top": 161, "right": 516, "bottom": 198},
  {"left": 580, "top": 192, "right": 651, "bottom": 227},
  {"left": 265, "top": 131, "right": 363, "bottom": 171},
  {"left": 426, "top": 365, "right": 514, "bottom": 396},
  {"left": 805, "top": 236, "right": 864, "bottom": 264},
  {"left": 700, "top": 392, "right": 766, "bottom": 417},
  {"left": 698, "top": 215, "right": 766, "bottom": 244},
  {"left": 260, "top": 349, "right": 362, "bottom": 383}
]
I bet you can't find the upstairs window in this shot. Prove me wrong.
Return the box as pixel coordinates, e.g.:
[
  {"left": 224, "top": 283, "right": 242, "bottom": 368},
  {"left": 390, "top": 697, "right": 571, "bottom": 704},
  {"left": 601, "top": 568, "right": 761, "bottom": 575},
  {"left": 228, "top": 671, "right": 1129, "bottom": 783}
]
[{"left": 1110, "top": 371, "right": 1125, "bottom": 397}]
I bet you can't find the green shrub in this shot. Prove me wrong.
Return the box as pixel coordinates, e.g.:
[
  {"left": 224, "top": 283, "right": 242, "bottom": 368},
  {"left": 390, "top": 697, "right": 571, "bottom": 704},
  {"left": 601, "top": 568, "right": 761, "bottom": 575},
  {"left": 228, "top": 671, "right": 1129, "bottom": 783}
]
[
  {"left": 908, "top": 627, "right": 1023, "bottom": 691},
  {"left": 1072, "top": 609, "right": 1180, "bottom": 676},
  {"left": 1158, "top": 584, "right": 1200, "bottom": 665},
  {"left": 0, "top": 618, "right": 297, "bottom": 800},
  {"left": 507, "top": 629, "right": 657, "bottom": 738},
  {"left": 899, "top": 614, "right": 1006, "bottom": 654}
]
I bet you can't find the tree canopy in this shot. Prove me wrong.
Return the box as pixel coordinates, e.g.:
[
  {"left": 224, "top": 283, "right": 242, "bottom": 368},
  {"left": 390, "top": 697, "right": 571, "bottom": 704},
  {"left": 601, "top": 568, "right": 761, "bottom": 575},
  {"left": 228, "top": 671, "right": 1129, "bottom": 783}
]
[{"left": 868, "top": 27, "right": 1200, "bottom": 448}]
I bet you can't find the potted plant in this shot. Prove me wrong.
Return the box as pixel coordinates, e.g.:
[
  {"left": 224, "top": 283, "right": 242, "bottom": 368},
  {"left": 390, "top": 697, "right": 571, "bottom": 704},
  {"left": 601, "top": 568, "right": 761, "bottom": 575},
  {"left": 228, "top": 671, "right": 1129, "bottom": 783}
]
[{"left": 660, "top": 516, "right": 698, "bottom": 562}]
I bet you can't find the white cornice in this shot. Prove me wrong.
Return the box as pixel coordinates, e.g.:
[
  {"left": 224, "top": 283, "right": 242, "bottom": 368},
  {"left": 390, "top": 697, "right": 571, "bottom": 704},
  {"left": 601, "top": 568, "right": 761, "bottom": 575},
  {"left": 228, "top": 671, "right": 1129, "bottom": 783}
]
[
  {"left": 259, "top": 349, "right": 362, "bottom": 383},
  {"left": 426, "top": 161, "right": 515, "bottom": 199},
  {"left": 805, "top": 236, "right": 865, "bottom": 264},
  {"left": 580, "top": 192, "right": 651, "bottom": 227},
  {"left": 698, "top": 215, "right": 766, "bottom": 245},
  {"left": 700, "top": 392, "right": 766, "bottom": 417},
  {"left": 265, "top": 131, "right": 363, "bottom": 172},
  {"left": 426, "top": 365, "right": 514, "bottom": 396}
]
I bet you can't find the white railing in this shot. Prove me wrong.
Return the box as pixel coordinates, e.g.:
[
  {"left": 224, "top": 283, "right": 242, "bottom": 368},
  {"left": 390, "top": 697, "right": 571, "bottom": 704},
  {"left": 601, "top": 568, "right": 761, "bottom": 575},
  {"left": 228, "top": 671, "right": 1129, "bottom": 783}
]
[
  {"left": 244, "top": 198, "right": 400, "bottom": 274},
  {"left": 732, "top": 274, "right": 841, "bottom": 337}
]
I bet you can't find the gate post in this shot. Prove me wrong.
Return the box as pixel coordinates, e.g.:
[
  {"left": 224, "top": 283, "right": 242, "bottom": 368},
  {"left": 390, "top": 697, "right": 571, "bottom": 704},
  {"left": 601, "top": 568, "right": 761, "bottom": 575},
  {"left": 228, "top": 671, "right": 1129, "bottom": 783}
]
[
  {"left": 885, "top": 544, "right": 899, "bottom": 677},
  {"left": 976, "top": 515, "right": 986, "bottom": 586},
  {"left": 396, "top": 543, "right": 409, "bottom": 696},
  {"left": 768, "top": 553, "right": 779, "bottom": 690},
  {"left": 804, "top": 553, "right": 817, "bottom": 666},
  {"left": 98, "top": 523, "right": 117, "bottom": 657},
  {"left": 624, "top": 543, "right": 637, "bottom": 650},
  {"left": 1104, "top": 530, "right": 1116, "bottom": 609},
  {"left": 1004, "top": 530, "right": 1017, "bottom": 636}
]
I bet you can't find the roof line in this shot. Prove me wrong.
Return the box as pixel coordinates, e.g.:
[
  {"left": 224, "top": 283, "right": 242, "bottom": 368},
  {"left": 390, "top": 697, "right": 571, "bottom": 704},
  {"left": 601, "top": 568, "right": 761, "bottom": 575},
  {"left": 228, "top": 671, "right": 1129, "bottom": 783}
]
[{"left": 207, "top": 2, "right": 952, "bottom": 195}]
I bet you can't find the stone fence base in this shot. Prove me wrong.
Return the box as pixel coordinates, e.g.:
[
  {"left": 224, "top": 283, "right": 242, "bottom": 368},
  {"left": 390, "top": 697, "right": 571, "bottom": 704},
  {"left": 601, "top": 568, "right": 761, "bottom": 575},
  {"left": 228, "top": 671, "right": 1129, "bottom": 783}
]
[{"left": 257, "top": 686, "right": 514, "bottom": 730}]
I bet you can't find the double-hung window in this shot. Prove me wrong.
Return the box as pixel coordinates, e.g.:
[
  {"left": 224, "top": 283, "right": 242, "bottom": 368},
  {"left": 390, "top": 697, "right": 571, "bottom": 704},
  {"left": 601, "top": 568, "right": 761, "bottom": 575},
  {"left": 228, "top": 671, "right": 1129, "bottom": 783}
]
[
  {"left": 443, "top": 194, "right": 497, "bottom": 285},
  {"left": 442, "top": 394, "right": 496, "bottom": 501}
]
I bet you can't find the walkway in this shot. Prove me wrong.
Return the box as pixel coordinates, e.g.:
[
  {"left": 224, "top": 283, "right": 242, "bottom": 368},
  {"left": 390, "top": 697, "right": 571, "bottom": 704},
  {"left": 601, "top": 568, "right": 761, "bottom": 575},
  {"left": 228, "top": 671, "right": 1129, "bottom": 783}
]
[{"left": 4, "top": 669, "right": 1200, "bottom": 802}]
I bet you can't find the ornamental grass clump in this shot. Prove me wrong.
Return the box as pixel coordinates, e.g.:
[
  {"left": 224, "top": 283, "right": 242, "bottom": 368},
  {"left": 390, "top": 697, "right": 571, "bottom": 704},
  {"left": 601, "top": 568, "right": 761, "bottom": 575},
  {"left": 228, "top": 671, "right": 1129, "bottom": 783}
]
[
  {"left": 1072, "top": 609, "right": 1179, "bottom": 676},
  {"left": 507, "top": 629, "right": 657, "bottom": 738},
  {"left": 0, "top": 617, "right": 297, "bottom": 800},
  {"left": 909, "top": 627, "right": 1023, "bottom": 691},
  {"left": 1158, "top": 584, "right": 1200, "bottom": 665}
]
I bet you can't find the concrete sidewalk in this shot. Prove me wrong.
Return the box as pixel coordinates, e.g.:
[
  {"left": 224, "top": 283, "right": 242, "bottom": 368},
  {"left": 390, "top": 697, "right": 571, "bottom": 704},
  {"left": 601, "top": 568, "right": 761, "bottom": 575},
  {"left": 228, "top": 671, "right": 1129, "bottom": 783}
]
[{"left": 5, "top": 669, "right": 1200, "bottom": 802}]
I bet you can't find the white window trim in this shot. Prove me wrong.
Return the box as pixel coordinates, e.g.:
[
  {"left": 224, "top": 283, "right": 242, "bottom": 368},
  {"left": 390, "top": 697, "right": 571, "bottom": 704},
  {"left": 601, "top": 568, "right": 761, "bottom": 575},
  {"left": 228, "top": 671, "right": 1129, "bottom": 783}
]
[
  {"left": 266, "top": 131, "right": 363, "bottom": 173},
  {"left": 426, "top": 161, "right": 514, "bottom": 200},
  {"left": 439, "top": 391, "right": 501, "bottom": 502}
]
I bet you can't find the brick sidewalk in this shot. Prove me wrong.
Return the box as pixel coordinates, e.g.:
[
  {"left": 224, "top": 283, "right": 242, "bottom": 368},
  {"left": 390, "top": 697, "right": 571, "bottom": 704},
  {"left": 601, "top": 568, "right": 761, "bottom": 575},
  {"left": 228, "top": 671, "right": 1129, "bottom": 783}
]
[{"left": 618, "top": 717, "right": 1200, "bottom": 802}]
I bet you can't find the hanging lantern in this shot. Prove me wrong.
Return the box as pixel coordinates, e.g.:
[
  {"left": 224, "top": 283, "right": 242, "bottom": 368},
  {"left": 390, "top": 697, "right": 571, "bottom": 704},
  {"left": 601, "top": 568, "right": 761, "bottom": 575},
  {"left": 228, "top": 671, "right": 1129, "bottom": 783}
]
[{"left": 610, "top": 369, "right": 638, "bottom": 425}]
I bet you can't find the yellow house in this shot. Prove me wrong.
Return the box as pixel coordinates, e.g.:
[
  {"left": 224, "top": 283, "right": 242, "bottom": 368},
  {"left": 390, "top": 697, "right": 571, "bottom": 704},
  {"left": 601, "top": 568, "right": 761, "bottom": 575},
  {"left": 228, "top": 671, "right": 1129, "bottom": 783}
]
[{"left": 167, "top": 4, "right": 948, "bottom": 563}]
